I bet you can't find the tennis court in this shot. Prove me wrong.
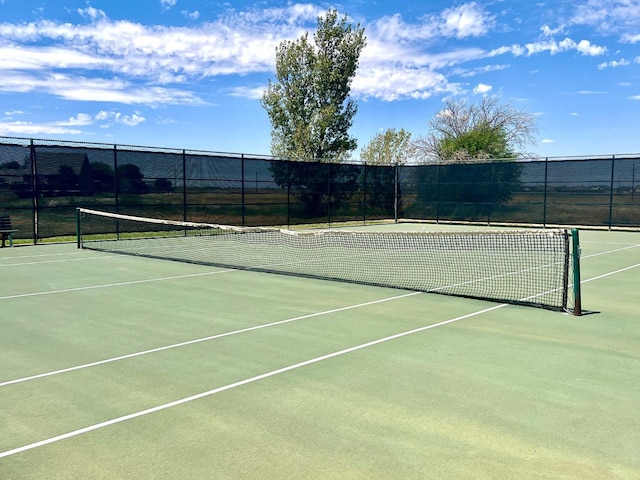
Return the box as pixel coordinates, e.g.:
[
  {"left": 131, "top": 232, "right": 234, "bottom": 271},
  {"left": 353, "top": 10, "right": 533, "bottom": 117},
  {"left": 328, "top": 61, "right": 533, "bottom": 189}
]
[{"left": 1, "top": 223, "right": 639, "bottom": 479}]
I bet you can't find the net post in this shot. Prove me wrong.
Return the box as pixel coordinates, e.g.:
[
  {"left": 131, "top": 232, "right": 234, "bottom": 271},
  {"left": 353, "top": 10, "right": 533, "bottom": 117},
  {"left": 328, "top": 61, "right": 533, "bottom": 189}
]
[
  {"left": 75, "top": 207, "right": 81, "bottom": 249},
  {"left": 571, "top": 228, "right": 582, "bottom": 316}
]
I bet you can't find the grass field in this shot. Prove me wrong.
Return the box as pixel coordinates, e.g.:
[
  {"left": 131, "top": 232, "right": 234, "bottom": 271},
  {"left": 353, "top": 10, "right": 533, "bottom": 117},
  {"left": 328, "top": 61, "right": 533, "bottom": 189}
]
[{"left": 1, "top": 224, "right": 639, "bottom": 479}]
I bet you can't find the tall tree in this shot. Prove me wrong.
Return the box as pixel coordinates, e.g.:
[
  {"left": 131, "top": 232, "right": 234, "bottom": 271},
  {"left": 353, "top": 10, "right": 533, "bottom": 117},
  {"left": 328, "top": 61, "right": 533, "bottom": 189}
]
[
  {"left": 261, "top": 9, "right": 366, "bottom": 161},
  {"left": 360, "top": 128, "right": 413, "bottom": 165},
  {"left": 413, "top": 96, "right": 537, "bottom": 163},
  {"left": 412, "top": 97, "right": 536, "bottom": 219},
  {"left": 262, "top": 9, "right": 366, "bottom": 219},
  {"left": 360, "top": 128, "right": 412, "bottom": 216}
]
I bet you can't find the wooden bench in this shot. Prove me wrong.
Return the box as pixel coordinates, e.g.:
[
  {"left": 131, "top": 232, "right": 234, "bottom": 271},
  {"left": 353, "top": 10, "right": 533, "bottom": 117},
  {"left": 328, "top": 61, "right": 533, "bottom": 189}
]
[{"left": 0, "top": 215, "right": 18, "bottom": 247}]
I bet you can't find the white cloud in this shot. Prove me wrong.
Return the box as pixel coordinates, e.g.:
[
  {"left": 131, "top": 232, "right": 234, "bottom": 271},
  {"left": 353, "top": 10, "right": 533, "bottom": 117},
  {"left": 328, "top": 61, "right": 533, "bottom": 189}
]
[
  {"left": 574, "top": 39, "right": 607, "bottom": 55},
  {"left": 182, "top": 10, "right": 200, "bottom": 20},
  {"left": 0, "top": 121, "right": 82, "bottom": 136},
  {"left": 0, "top": 71, "right": 203, "bottom": 106},
  {"left": 440, "top": 3, "right": 495, "bottom": 38},
  {"left": 0, "top": 2, "right": 617, "bottom": 106},
  {"left": 228, "top": 86, "right": 266, "bottom": 100},
  {"left": 541, "top": 139, "right": 555, "bottom": 143},
  {"left": 572, "top": 0, "right": 640, "bottom": 36},
  {"left": 94, "top": 110, "right": 146, "bottom": 126},
  {"left": 78, "top": 7, "right": 107, "bottom": 21},
  {"left": 0, "top": 45, "right": 112, "bottom": 70},
  {"left": 454, "top": 64, "right": 509, "bottom": 77},
  {"left": 120, "top": 113, "right": 146, "bottom": 126},
  {"left": 0, "top": 109, "right": 147, "bottom": 136},
  {"left": 541, "top": 24, "right": 565, "bottom": 36},
  {"left": 597, "top": 58, "right": 630, "bottom": 69},
  {"left": 57, "top": 113, "right": 94, "bottom": 126},
  {"left": 353, "top": 65, "right": 462, "bottom": 101},
  {"left": 2, "top": 4, "right": 481, "bottom": 103},
  {"left": 473, "top": 83, "right": 492, "bottom": 94},
  {"left": 369, "top": 3, "right": 493, "bottom": 44},
  {"left": 500, "top": 37, "right": 607, "bottom": 57}
]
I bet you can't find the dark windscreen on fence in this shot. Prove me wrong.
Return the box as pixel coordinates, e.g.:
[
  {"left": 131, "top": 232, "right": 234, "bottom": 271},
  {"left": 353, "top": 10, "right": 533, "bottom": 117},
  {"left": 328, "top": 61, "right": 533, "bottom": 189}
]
[{"left": 1, "top": 136, "right": 638, "bottom": 243}]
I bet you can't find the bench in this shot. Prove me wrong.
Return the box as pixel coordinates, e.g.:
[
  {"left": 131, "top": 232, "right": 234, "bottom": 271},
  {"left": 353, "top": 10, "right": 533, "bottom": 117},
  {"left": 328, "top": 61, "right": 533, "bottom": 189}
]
[{"left": 0, "top": 215, "right": 18, "bottom": 247}]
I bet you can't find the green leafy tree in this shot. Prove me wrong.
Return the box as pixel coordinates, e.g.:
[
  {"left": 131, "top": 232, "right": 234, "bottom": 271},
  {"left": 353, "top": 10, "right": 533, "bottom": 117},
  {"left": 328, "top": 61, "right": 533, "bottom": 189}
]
[
  {"left": 360, "top": 128, "right": 413, "bottom": 166},
  {"left": 117, "top": 164, "right": 147, "bottom": 194},
  {"left": 438, "top": 124, "right": 513, "bottom": 162},
  {"left": 413, "top": 96, "right": 536, "bottom": 163},
  {"left": 261, "top": 9, "right": 366, "bottom": 160},
  {"left": 91, "top": 162, "right": 115, "bottom": 192},
  {"left": 46, "top": 165, "right": 78, "bottom": 196},
  {"left": 412, "top": 97, "right": 536, "bottom": 218},
  {"left": 262, "top": 9, "right": 366, "bottom": 218},
  {"left": 360, "top": 128, "right": 412, "bottom": 215},
  {"left": 79, "top": 160, "right": 115, "bottom": 195}
]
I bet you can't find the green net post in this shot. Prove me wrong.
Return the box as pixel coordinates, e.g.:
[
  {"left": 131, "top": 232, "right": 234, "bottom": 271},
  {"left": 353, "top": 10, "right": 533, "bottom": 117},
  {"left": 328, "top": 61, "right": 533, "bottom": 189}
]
[{"left": 571, "top": 228, "right": 582, "bottom": 316}]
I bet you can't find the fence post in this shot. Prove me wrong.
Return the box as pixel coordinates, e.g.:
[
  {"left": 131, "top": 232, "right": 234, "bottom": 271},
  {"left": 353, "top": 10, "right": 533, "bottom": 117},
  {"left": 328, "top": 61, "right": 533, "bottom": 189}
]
[
  {"left": 113, "top": 144, "right": 119, "bottom": 214},
  {"left": 608, "top": 155, "right": 615, "bottom": 230},
  {"left": 327, "top": 162, "right": 332, "bottom": 227},
  {"left": 182, "top": 149, "right": 187, "bottom": 222},
  {"left": 182, "top": 150, "right": 187, "bottom": 222},
  {"left": 363, "top": 163, "right": 367, "bottom": 224},
  {"left": 286, "top": 161, "right": 291, "bottom": 228},
  {"left": 487, "top": 162, "right": 493, "bottom": 225},
  {"left": 394, "top": 162, "right": 399, "bottom": 223},
  {"left": 30, "top": 139, "right": 38, "bottom": 244},
  {"left": 436, "top": 164, "right": 441, "bottom": 224},
  {"left": 543, "top": 158, "right": 548, "bottom": 228},
  {"left": 240, "top": 154, "right": 245, "bottom": 226}
]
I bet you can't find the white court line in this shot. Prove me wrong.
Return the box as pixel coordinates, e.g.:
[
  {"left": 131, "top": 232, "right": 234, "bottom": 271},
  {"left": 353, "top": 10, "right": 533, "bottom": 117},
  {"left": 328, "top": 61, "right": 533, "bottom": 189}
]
[
  {"left": 0, "top": 256, "right": 115, "bottom": 267},
  {"left": 2, "top": 251, "right": 639, "bottom": 459},
  {"left": 581, "top": 244, "right": 640, "bottom": 259},
  {"left": 580, "top": 262, "right": 640, "bottom": 283},
  {"left": 0, "top": 303, "right": 506, "bottom": 460},
  {"left": 0, "top": 251, "right": 86, "bottom": 261},
  {"left": 0, "top": 291, "right": 421, "bottom": 388},
  {"left": 0, "top": 270, "right": 234, "bottom": 301}
]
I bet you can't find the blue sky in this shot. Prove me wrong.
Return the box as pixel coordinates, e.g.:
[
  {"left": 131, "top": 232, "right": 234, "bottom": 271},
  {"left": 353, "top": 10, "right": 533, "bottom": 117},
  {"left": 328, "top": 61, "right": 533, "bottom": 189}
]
[{"left": 0, "top": 0, "right": 639, "bottom": 159}]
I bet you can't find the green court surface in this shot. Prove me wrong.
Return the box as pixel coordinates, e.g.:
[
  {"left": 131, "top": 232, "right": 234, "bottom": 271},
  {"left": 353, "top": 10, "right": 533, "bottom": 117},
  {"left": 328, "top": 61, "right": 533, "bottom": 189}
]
[{"left": 1, "top": 225, "right": 639, "bottom": 479}]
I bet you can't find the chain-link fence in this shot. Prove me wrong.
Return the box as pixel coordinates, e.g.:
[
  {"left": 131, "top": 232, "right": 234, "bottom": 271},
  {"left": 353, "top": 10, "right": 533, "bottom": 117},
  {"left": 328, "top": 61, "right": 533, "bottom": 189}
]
[{"left": 1, "top": 137, "right": 638, "bottom": 243}]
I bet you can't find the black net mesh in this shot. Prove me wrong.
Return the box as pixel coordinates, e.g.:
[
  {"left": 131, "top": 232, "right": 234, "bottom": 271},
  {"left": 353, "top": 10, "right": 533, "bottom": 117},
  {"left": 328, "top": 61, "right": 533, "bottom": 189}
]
[{"left": 78, "top": 208, "right": 571, "bottom": 311}]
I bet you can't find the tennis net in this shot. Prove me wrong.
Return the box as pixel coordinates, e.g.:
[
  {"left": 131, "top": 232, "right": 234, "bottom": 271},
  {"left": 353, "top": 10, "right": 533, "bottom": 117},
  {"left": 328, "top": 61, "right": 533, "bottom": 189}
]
[{"left": 76, "top": 208, "right": 576, "bottom": 312}]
